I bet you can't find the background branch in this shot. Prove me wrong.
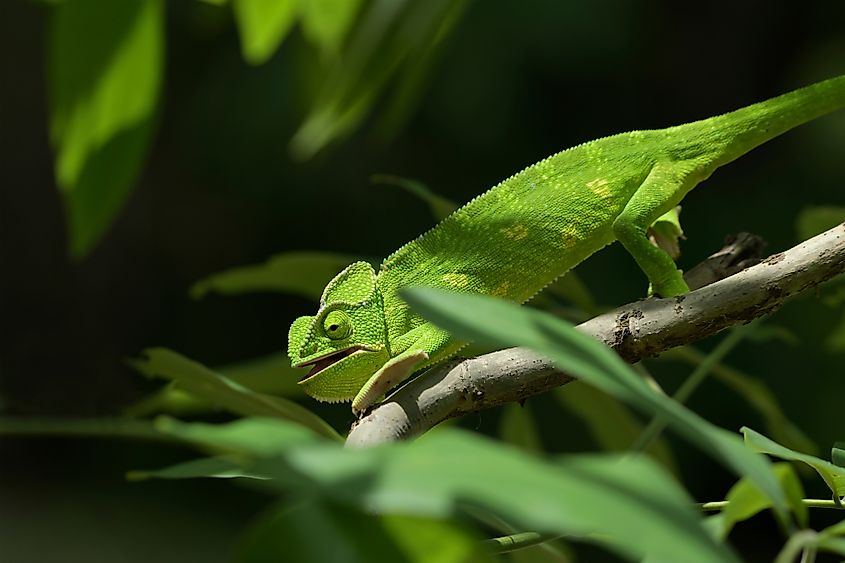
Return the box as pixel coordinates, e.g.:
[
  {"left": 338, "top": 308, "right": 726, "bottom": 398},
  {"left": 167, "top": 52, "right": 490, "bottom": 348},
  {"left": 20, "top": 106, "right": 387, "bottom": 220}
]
[{"left": 347, "top": 223, "right": 845, "bottom": 447}]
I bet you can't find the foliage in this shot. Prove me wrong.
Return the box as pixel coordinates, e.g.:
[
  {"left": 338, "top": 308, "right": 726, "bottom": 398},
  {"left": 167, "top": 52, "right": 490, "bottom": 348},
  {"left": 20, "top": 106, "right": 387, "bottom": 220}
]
[{"left": 5, "top": 1, "right": 845, "bottom": 561}]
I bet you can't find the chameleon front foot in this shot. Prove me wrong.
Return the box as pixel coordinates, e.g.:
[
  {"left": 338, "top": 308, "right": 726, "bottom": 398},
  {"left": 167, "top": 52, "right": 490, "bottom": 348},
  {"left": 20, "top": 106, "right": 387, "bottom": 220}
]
[{"left": 351, "top": 350, "right": 430, "bottom": 415}]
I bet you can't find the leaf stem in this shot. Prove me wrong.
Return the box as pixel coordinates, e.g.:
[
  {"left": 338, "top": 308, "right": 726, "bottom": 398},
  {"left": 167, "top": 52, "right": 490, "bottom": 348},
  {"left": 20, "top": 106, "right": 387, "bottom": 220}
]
[
  {"left": 631, "top": 325, "right": 751, "bottom": 453},
  {"left": 699, "top": 499, "right": 844, "bottom": 511}
]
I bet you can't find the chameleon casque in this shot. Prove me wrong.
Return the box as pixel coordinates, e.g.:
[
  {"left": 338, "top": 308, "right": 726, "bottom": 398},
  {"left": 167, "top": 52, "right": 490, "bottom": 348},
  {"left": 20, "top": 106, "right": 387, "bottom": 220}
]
[{"left": 288, "top": 75, "right": 845, "bottom": 413}]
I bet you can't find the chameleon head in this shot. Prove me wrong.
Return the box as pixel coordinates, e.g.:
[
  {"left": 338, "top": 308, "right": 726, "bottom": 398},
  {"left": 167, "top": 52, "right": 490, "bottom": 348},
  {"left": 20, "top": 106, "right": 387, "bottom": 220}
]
[{"left": 287, "top": 262, "right": 391, "bottom": 403}]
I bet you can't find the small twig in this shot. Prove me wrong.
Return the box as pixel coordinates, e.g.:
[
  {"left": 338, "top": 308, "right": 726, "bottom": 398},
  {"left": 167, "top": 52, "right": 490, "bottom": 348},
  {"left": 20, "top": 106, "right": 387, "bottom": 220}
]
[
  {"left": 347, "top": 223, "right": 845, "bottom": 447},
  {"left": 699, "top": 499, "right": 845, "bottom": 511},
  {"left": 483, "top": 532, "right": 564, "bottom": 554}
]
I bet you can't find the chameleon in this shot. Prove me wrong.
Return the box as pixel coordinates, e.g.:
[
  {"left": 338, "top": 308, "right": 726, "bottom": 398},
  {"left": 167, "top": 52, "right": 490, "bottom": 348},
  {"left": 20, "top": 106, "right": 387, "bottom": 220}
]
[{"left": 288, "top": 74, "right": 845, "bottom": 413}]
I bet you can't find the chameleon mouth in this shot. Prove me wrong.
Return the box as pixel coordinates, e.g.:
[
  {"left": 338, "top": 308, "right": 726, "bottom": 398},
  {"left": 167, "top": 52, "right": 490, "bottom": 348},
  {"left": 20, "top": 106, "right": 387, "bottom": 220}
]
[{"left": 297, "top": 346, "right": 364, "bottom": 382}]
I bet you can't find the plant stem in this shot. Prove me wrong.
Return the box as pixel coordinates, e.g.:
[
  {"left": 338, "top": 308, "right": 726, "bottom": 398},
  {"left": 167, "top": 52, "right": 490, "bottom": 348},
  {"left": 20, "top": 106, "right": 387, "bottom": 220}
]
[
  {"left": 631, "top": 325, "right": 751, "bottom": 453},
  {"left": 699, "top": 499, "right": 845, "bottom": 511},
  {"left": 483, "top": 532, "right": 563, "bottom": 554}
]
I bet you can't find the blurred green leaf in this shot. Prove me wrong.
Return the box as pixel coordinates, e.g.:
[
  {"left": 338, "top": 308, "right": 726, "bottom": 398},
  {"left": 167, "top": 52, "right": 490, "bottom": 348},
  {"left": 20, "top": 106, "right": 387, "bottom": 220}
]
[
  {"left": 290, "top": 0, "right": 468, "bottom": 159},
  {"left": 299, "top": 0, "right": 364, "bottom": 57},
  {"left": 826, "top": 310, "right": 845, "bottom": 353},
  {"left": 259, "top": 431, "right": 738, "bottom": 562},
  {"left": 817, "top": 520, "right": 845, "bottom": 556},
  {"left": 707, "top": 463, "right": 807, "bottom": 539},
  {"left": 48, "top": 0, "right": 164, "bottom": 257},
  {"left": 238, "top": 500, "right": 491, "bottom": 563},
  {"left": 498, "top": 403, "right": 543, "bottom": 453},
  {"left": 131, "top": 348, "right": 341, "bottom": 441},
  {"left": 0, "top": 416, "right": 171, "bottom": 442},
  {"left": 542, "top": 272, "right": 597, "bottom": 317},
  {"left": 161, "top": 418, "right": 736, "bottom": 562},
  {"left": 371, "top": 174, "right": 458, "bottom": 221},
  {"left": 833, "top": 442, "right": 845, "bottom": 468},
  {"left": 126, "top": 352, "right": 302, "bottom": 417},
  {"left": 232, "top": 0, "right": 298, "bottom": 65},
  {"left": 128, "top": 456, "right": 267, "bottom": 482},
  {"left": 795, "top": 205, "right": 845, "bottom": 241},
  {"left": 742, "top": 427, "right": 845, "bottom": 499},
  {"left": 556, "top": 383, "right": 677, "bottom": 473},
  {"left": 190, "top": 251, "right": 364, "bottom": 301},
  {"left": 155, "top": 416, "right": 319, "bottom": 457},
  {"left": 661, "top": 346, "right": 817, "bottom": 455},
  {"left": 401, "top": 288, "right": 789, "bottom": 522}
]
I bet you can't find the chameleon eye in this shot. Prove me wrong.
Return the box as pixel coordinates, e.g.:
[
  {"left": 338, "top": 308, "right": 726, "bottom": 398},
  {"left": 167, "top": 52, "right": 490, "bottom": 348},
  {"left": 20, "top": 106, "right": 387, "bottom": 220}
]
[{"left": 323, "top": 310, "right": 351, "bottom": 340}]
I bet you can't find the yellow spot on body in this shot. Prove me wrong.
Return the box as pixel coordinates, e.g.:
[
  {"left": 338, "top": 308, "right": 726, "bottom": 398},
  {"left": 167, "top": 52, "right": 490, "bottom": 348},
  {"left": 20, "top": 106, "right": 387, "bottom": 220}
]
[
  {"left": 586, "top": 178, "right": 612, "bottom": 199},
  {"left": 442, "top": 273, "right": 470, "bottom": 288},
  {"left": 500, "top": 224, "right": 529, "bottom": 241},
  {"left": 561, "top": 224, "right": 579, "bottom": 246},
  {"left": 491, "top": 280, "right": 511, "bottom": 298}
]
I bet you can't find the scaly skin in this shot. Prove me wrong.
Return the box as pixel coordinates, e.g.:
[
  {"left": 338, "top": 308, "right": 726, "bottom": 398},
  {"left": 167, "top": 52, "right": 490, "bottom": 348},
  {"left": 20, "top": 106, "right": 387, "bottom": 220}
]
[{"left": 288, "top": 75, "right": 845, "bottom": 413}]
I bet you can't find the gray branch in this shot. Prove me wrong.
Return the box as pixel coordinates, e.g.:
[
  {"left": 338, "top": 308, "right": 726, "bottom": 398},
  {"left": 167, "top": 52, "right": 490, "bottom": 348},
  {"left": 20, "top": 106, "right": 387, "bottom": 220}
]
[{"left": 346, "top": 223, "right": 845, "bottom": 447}]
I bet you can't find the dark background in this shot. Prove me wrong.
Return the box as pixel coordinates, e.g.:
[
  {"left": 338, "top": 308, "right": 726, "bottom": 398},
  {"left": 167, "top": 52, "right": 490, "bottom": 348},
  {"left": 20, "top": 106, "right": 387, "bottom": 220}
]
[{"left": 1, "top": 1, "right": 844, "bottom": 561}]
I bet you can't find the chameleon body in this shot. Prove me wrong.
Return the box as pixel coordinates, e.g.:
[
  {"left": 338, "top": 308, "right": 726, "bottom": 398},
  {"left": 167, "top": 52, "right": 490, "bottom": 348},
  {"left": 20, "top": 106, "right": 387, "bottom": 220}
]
[{"left": 288, "top": 75, "right": 845, "bottom": 412}]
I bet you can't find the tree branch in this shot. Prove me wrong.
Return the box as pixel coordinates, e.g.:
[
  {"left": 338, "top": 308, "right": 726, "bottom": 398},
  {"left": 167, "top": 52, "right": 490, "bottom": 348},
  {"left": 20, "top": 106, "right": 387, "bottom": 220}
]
[{"left": 346, "top": 223, "right": 845, "bottom": 447}]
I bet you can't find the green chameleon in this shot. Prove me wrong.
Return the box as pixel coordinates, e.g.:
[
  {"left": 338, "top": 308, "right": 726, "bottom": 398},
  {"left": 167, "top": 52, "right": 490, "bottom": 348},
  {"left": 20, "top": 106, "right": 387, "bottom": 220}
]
[{"left": 289, "top": 75, "right": 845, "bottom": 413}]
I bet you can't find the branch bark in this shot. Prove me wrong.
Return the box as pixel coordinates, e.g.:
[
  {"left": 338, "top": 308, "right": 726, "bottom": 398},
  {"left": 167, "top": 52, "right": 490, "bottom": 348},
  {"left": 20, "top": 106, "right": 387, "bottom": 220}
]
[{"left": 346, "top": 223, "right": 845, "bottom": 447}]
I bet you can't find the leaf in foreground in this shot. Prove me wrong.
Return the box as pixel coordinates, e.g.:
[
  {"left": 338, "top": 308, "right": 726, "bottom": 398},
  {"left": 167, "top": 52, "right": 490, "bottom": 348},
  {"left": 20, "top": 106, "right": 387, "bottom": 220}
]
[
  {"left": 401, "top": 288, "right": 789, "bottom": 523},
  {"left": 130, "top": 348, "right": 341, "bottom": 441},
  {"left": 153, "top": 418, "right": 738, "bottom": 563},
  {"left": 238, "top": 500, "right": 491, "bottom": 563}
]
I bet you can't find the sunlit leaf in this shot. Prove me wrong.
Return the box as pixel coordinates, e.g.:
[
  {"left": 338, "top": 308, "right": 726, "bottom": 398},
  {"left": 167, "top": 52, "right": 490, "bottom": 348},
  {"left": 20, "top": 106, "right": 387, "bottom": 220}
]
[
  {"left": 707, "top": 463, "right": 807, "bottom": 539},
  {"left": 131, "top": 348, "right": 341, "bottom": 441},
  {"left": 795, "top": 205, "right": 845, "bottom": 240},
  {"left": 48, "top": 0, "right": 164, "bottom": 256},
  {"left": 232, "top": 0, "right": 298, "bottom": 65},
  {"left": 238, "top": 501, "right": 491, "bottom": 563},
  {"left": 556, "top": 383, "right": 677, "bottom": 473},
  {"left": 401, "top": 288, "right": 789, "bottom": 522},
  {"left": 299, "top": 0, "right": 364, "bottom": 57},
  {"left": 190, "top": 251, "right": 364, "bottom": 301},
  {"left": 742, "top": 427, "right": 845, "bottom": 499},
  {"left": 290, "top": 0, "right": 468, "bottom": 159},
  {"left": 370, "top": 174, "right": 458, "bottom": 222}
]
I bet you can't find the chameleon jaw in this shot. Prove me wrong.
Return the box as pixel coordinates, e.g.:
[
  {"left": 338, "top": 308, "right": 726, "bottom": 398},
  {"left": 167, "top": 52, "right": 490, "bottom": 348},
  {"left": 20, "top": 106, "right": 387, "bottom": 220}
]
[{"left": 295, "top": 346, "right": 367, "bottom": 383}]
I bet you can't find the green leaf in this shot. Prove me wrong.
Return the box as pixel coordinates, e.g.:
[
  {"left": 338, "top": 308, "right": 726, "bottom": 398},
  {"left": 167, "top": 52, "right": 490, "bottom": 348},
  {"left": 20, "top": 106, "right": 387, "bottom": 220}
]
[
  {"left": 299, "top": 0, "right": 364, "bottom": 57},
  {"left": 232, "top": 0, "right": 299, "bottom": 65},
  {"left": 498, "top": 403, "right": 543, "bottom": 453},
  {"left": 742, "top": 427, "right": 845, "bottom": 499},
  {"left": 126, "top": 352, "right": 303, "bottom": 417},
  {"left": 128, "top": 456, "right": 267, "bottom": 482},
  {"left": 190, "top": 251, "right": 364, "bottom": 301},
  {"left": 370, "top": 174, "right": 458, "bottom": 222},
  {"left": 707, "top": 463, "right": 807, "bottom": 539},
  {"left": 542, "top": 272, "right": 596, "bottom": 317},
  {"left": 400, "top": 288, "right": 789, "bottom": 523},
  {"left": 131, "top": 348, "right": 341, "bottom": 441},
  {"left": 556, "top": 383, "right": 677, "bottom": 473},
  {"left": 0, "top": 416, "right": 171, "bottom": 442},
  {"left": 833, "top": 442, "right": 845, "bottom": 468},
  {"left": 289, "top": 0, "right": 468, "bottom": 159},
  {"left": 154, "top": 416, "right": 319, "bottom": 457},
  {"left": 661, "top": 346, "right": 817, "bottom": 455},
  {"left": 795, "top": 205, "right": 845, "bottom": 240},
  {"left": 238, "top": 500, "right": 491, "bottom": 563},
  {"left": 47, "top": 0, "right": 164, "bottom": 257},
  {"left": 251, "top": 429, "right": 739, "bottom": 563}
]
